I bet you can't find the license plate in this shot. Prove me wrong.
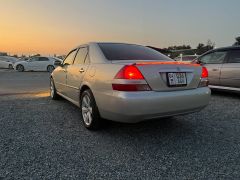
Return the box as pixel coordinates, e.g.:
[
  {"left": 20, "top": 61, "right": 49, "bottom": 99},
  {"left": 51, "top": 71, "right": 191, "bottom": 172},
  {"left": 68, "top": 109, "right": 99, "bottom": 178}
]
[{"left": 167, "top": 72, "right": 187, "bottom": 87}]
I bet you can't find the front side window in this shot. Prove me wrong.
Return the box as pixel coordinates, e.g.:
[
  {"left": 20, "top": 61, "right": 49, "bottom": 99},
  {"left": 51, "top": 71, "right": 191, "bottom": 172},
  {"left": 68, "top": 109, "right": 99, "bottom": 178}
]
[
  {"left": 63, "top": 49, "right": 77, "bottom": 65},
  {"left": 227, "top": 50, "right": 240, "bottom": 63},
  {"left": 74, "top": 47, "right": 88, "bottom": 64},
  {"left": 200, "top": 51, "right": 227, "bottom": 64},
  {"left": 98, "top": 43, "right": 172, "bottom": 61}
]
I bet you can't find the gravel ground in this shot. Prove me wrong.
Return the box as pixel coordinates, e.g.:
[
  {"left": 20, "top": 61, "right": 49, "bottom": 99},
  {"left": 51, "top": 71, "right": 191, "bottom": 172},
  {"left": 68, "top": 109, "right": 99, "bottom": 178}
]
[
  {"left": 0, "top": 70, "right": 50, "bottom": 94},
  {"left": 0, "top": 71, "right": 240, "bottom": 179},
  {"left": 0, "top": 93, "right": 240, "bottom": 179}
]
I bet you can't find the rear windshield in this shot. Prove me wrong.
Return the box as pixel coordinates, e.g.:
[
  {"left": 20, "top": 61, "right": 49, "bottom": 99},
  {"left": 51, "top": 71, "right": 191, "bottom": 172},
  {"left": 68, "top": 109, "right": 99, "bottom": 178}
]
[{"left": 98, "top": 43, "right": 173, "bottom": 61}]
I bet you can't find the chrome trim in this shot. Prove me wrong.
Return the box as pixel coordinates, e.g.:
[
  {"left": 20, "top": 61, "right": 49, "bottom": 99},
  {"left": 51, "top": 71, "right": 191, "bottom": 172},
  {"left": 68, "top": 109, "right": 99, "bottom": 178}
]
[
  {"left": 209, "top": 85, "right": 240, "bottom": 92},
  {"left": 55, "top": 82, "right": 65, "bottom": 86},
  {"left": 66, "top": 84, "right": 79, "bottom": 90},
  {"left": 55, "top": 82, "right": 79, "bottom": 90}
]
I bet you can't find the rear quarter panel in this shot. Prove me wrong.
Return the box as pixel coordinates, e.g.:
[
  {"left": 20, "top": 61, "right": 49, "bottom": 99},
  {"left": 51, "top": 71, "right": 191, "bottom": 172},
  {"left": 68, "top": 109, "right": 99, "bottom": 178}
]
[{"left": 82, "top": 63, "right": 124, "bottom": 113}]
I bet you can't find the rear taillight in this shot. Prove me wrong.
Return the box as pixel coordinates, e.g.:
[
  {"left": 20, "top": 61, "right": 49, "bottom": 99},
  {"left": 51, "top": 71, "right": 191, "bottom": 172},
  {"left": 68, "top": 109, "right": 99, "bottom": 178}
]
[
  {"left": 113, "top": 65, "right": 151, "bottom": 91},
  {"left": 199, "top": 66, "right": 209, "bottom": 87},
  {"left": 115, "top": 65, "right": 144, "bottom": 79},
  {"left": 201, "top": 67, "right": 208, "bottom": 78}
]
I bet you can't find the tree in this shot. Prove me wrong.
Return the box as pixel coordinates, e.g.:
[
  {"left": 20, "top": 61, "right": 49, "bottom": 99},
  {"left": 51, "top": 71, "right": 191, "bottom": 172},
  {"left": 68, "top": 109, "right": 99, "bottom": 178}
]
[
  {"left": 167, "top": 45, "right": 191, "bottom": 50},
  {"left": 233, "top": 36, "right": 240, "bottom": 46},
  {"left": 196, "top": 40, "right": 215, "bottom": 55}
]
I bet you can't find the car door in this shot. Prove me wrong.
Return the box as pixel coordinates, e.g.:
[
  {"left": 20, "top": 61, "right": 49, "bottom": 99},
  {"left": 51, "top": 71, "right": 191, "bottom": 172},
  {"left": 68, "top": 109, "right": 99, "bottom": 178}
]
[
  {"left": 0, "top": 60, "right": 8, "bottom": 68},
  {"left": 220, "top": 49, "right": 240, "bottom": 88},
  {"left": 28, "top": 57, "right": 40, "bottom": 70},
  {"left": 53, "top": 49, "right": 77, "bottom": 95},
  {"left": 198, "top": 51, "right": 227, "bottom": 85},
  {"left": 65, "top": 47, "right": 89, "bottom": 102},
  {"left": 38, "top": 57, "right": 50, "bottom": 71}
]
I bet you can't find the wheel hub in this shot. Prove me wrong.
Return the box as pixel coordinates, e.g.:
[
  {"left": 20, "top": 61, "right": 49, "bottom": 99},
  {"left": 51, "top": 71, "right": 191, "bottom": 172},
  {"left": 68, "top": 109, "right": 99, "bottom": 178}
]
[{"left": 82, "top": 95, "right": 93, "bottom": 126}]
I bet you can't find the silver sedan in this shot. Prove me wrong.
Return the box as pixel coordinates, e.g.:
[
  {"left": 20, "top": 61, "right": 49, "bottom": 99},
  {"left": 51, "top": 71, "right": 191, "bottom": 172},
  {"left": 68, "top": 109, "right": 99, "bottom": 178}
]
[
  {"left": 195, "top": 46, "right": 240, "bottom": 92},
  {"left": 50, "top": 42, "right": 211, "bottom": 130}
]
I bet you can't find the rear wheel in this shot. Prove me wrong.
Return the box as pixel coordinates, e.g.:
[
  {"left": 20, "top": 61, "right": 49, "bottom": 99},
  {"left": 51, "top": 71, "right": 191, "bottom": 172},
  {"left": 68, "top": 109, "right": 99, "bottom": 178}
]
[
  {"left": 47, "top": 65, "right": 55, "bottom": 73},
  {"left": 80, "top": 89, "right": 101, "bottom": 130},
  {"left": 16, "top": 64, "right": 24, "bottom": 72},
  {"left": 50, "top": 78, "right": 60, "bottom": 100}
]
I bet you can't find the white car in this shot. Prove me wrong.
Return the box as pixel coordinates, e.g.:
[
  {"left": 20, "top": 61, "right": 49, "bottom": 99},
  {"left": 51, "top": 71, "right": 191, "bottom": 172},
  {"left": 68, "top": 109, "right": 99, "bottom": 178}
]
[
  {"left": 174, "top": 55, "right": 199, "bottom": 62},
  {"left": 14, "top": 56, "right": 63, "bottom": 72},
  {"left": 0, "top": 56, "right": 19, "bottom": 69}
]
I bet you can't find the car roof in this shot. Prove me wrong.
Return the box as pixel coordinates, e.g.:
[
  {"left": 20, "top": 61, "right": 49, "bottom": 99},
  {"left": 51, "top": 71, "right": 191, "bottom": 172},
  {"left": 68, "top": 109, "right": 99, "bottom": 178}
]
[
  {"left": 30, "top": 56, "right": 53, "bottom": 58},
  {"left": 199, "top": 46, "right": 240, "bottom": 57},
  {"left": 212, "top": 46, "right": 240, "bottom": 52},
  {"left": 73, "top": 42, "right": 146, "bottom": 49}
]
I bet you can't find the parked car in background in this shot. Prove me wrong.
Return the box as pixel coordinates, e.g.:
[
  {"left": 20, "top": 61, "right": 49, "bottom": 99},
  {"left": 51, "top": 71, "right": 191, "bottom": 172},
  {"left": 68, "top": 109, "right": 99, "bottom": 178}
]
[
  {"left": 175, "top": 55, "right": 199, "bottom": 62},
  {"left": 0, "top": 59, "right": 13, "bottom": 69},
  {"left": 14, "top": 56, "right": 63, "bottom": 72},
  {"left": 18, "top": 57, "right": 29, "bottom": 61},
  {"left": 0, "top": 56, "right": 19, "bottom": 69},
  {"left": 50, "top": 42, "right": 211, "bottom": 130},
  {"left": 194, "top": 46, "right": 240, "bottom": 92}
]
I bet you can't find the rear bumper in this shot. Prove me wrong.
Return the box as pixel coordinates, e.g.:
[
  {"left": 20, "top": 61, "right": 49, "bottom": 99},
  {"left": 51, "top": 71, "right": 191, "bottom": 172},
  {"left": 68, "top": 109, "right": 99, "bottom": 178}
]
[{"left": 97, "top": 87, "right": 211, "bottom": 123}]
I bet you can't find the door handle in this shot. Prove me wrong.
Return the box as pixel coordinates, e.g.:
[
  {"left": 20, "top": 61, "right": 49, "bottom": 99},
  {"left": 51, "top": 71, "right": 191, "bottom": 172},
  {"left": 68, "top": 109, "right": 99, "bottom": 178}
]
[
  {"left": 212, "top": 68, "right": 218, "bottom": 71},
  {"left": 79, "top": 68, "right": 85, "bottom": 73}
]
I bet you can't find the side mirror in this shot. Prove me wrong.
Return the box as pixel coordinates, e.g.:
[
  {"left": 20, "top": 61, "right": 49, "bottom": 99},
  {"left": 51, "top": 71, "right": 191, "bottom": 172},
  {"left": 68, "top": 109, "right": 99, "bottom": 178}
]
[{"left": 54, "top": 61, "right": 62, "bottom": 66}]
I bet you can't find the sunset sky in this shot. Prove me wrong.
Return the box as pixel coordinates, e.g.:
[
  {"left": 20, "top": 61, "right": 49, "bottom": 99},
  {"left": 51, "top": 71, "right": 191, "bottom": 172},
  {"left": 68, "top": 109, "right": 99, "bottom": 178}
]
[{"left": 0, "top": 0, "right": 240, "bottom": 56}]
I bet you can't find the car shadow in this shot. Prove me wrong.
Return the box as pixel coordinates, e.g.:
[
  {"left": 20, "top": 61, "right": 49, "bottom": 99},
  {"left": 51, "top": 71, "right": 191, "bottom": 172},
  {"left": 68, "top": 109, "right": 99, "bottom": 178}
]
[
  {"left": 57, "top": 95, "right": 190, "bottom": 131},
  {"left": 211, "top": 89, "right": 240, "bottom": 99},
  {"left": 0, "top": 94, "right": 224, "bottom": 148}
]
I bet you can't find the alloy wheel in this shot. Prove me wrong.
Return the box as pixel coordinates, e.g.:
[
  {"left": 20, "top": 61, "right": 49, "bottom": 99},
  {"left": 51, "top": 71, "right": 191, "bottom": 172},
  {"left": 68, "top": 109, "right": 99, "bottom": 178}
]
[
  {"left": 17, "top": 65, "right": 24, "bottom": 72},
  {"left": 47, "top": 66, "right": 54, "bottom": 73},
  {"left": 81, "top": 94, "right": 93, "bottom": 126}
]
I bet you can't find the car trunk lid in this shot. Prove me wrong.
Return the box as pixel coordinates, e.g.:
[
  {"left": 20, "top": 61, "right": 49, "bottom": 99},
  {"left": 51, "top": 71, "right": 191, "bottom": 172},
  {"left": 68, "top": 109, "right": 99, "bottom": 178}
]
[{"left": 112, "top": 60, "right": 202, "bottom": 91}]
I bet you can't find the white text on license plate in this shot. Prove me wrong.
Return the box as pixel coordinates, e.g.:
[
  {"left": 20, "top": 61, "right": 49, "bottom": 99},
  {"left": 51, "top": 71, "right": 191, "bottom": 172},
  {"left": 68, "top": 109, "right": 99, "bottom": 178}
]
[{"left": 167, "top": 72, "right": 187, "bottom": 86}]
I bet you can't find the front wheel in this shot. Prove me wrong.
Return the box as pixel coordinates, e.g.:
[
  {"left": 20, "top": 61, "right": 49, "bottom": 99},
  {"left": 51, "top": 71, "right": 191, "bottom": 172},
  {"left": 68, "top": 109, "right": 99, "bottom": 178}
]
[
  {"left": 80, "top": 89, "right": 101, "bottom": 130},
  {"left": 16, "top": 64, "right": 24, "bottom": 72},
  {"left": 47, "top": 65, "right": 55, "bottom": 73},
  {"left": 8, "top": 64, "right": 13, "bottom": 69}
]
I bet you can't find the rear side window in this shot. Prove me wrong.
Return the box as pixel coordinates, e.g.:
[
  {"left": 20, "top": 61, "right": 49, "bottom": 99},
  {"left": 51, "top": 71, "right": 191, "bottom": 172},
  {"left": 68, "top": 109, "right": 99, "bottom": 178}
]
[
  {"left": 98, "top": 43, "right": 172, "bottom": 61},
  {"left": 39, "top": 57, "right": 49, "bottom": 61},
  {"left": 227, "top": 50, "right": 240, "bottom": 63},
  {"left": 199, "top": 51, "right": 227, "bottom": 64},
  {"left": 29, "top": 57, "right": 39, "bottom": 62},
  {"left": 63, "top": 49, "right": 77, "bottom": 65},
  {"left": 74, "top": 47, "right": 88, "bottom": 64}
]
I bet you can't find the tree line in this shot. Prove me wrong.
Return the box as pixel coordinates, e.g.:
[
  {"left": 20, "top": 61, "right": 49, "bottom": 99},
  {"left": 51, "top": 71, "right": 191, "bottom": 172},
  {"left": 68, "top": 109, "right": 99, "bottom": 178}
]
[{"left": 160, "top": 36, "right": 240, "bottom": 58}]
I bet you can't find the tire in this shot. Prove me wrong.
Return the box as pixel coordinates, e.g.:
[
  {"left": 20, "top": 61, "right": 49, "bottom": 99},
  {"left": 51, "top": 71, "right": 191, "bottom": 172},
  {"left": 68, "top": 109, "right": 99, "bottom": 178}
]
[
  {"left": 16, "top": 64, "right": 24, "bottom": 72},
  {"left": 47, "top": 65, "right": 55, "bottom": 73},
  {"left": 8, "top": 64, "right": 13, "bottom": 69},
  {"left": 50, "top": 78, "right": 60, "bottom": 100},
  {"left": 80, "top": 89, "right": 101, "bottom": 130}
]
